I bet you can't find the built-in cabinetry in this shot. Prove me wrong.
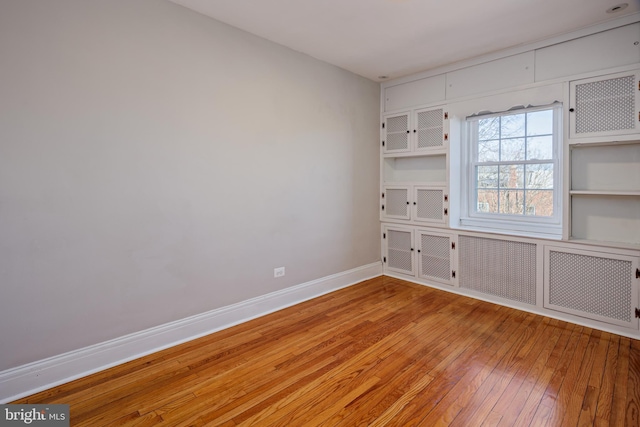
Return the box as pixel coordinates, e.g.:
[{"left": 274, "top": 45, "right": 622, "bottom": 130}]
[
  {"left": 382, "top": 225, "right": 456, "bottom": 286},
  {"left": 569, "top": 142, "right": 640, "bottom": 246},
  {"left": 381, "top": 105, "right": 449, "bottom": 227},
  {"left": 544, "top": 245, "right": 639, "bottom": 329},
  {"left": 380, "top": 24, "right": 640, "bottom": 337},
  {"left": 568, "top": 69, "right": 640, "bottom": 248},
  {"left": 382, "top": 106, "right": 448, "bottom": 154},
  {"left": 568, "top": 69, "right": 640, "bottom": 142}
]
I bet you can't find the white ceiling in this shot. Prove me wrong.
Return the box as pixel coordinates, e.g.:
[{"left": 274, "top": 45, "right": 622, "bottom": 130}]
[{"left": 168, "top": 0, "right": 640, "bottom": 81}]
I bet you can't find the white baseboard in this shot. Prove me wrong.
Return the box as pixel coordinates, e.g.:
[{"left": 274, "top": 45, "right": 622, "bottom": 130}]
[{"left": 0, "top": 262, "right": 382, "bottom": 403}]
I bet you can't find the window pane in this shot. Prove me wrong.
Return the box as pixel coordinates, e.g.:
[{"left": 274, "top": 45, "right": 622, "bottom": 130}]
[
  {"left": 525, "top": 164, "right": 554, "bottom": 189},
  {"left": 525, "top": 190, "right": 553, "bottom": 216},
  {"left": 477, "top": 190, "right": 498, "bottom": 213},
  {"left": 501, "top": 113, "right": 525, "bottom": 138},
  {"left": 527, "top": 135, "right": 553, "bottom": 160},
  {"left": 526, "top": 110, "right": 553, "bottom": 136},
  {"left": 499, "top": 190, "right": 524, "bottom": 214},
  {"left": 478, "top": 117, "right": 500, "bottom": 141},
  {"left": 500, "top": 138, "right": 525, "bottom": 161},
  {"left": 499, "top": 164, "right": 524, "bottom": 188},
  {"left": 477, "top": 166, "right": 498, "bottom": 188},
  {"left": 478, "top": 139, "right": 499, "bottom": 162}
]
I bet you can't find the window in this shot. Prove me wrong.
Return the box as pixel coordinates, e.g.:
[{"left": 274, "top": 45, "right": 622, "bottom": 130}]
[{"left": 462, "top": 104, "right": 562, "bottom": 236}]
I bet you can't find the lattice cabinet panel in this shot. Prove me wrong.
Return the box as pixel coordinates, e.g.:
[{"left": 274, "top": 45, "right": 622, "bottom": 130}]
[
  {"left": 458, "top": 235, "right": 537, "bottom": 305},
  {"left": 417, "top": 230, "right": 455, "bottom": 285},
  {"left": 382, "top": 112, "right": 411, "bottom": 153},
  {"left": 544, "top": 246, "right": 639, "bottom": 329},
  {"left": 383, "top": 106, "right": 448, "bottom": 155},
  {"left": 382, "top": 186, "right": 410, "bottom": 220},
  {"left": 415, "top": 107, "right": 446, "bottom": 151},
  {"left": 384, "top": 227, "right": 415, "bottom": 276},
  {"left": 414, "top": 186, "right": 447, "bottom": 224},
  {"left": 569, "top": 70, "right": 640, "bottom": 141}
]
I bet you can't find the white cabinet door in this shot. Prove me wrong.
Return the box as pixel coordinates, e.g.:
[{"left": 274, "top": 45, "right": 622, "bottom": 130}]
[
  {"left": 384, "top": 227, "right": 415, "bottom": 276},
  {"left": 413, "top": 186, "right": 448, "bottom": 224},
  {"left": 382, "top": 186, "right": 411, "bottom": 220},
  {"left": 416, "top": 230, "right": 455, "bottom": 286},
  {"left": 383, "top": 106, "right": 448, "bottom": 155},
  {"left": 414, "top": 107, "right": 448, "bottom": 152},
  {"left": 569, "top": 70, "right": 640, "bottom": 141},
  {"left": 544, "top": 246, "right": 640, "bottom": 329},
  {"left": 382, "top": 112, "right": 411, "bottom": 154}
]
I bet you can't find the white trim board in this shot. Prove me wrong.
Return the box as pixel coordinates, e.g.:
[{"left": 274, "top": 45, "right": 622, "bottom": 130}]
[{"left": 0, "top": 262, "right": 382, "bottom": 403}]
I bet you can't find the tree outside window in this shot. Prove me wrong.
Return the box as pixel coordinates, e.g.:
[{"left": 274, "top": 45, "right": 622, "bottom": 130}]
[{"left": 472, "top": 108, "right": 556, "bottom": 218}]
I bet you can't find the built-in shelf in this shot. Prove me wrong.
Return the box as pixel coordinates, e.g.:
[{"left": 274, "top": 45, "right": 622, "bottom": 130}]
[
  {"left": 383, "top": 155, "right": 447, "bottom": 184},
  {"left": 567, "top": 238, "right": 640, "bottom": 251},
  {"left": 570, "top": 191, "right": 640, "bottom": 196},
  {"left": 382, "top": 149, "right": 447, "bottom": 159}
]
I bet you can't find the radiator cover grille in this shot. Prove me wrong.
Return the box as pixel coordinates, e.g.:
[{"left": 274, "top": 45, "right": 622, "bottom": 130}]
[
  {"left": 459, "top": 236, "right": 536, "bottom": 305},
  {"left": 548, "top": 250, "right": 632, "bottom": 323}
]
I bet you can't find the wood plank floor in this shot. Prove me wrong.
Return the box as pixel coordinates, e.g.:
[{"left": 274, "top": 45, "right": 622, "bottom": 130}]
[{"left": 14, "top": 276, "right": 640, "bottom": 426}]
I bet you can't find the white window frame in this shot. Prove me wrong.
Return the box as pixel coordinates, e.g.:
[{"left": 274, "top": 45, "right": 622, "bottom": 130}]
[{"left": 460, "top": 103, "right": 563, "bottom": 237}]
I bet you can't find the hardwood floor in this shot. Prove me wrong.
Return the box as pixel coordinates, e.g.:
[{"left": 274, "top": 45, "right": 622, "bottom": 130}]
[{"left": 14, "top": 276, "right": 640, "bottom": 426}]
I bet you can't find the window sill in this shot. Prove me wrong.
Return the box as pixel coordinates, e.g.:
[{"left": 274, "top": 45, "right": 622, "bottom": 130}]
[{"left": 454, "top": 219, "right": 563, "bottom": 241}]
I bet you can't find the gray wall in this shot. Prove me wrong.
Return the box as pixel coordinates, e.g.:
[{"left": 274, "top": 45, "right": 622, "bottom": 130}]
[{"left": 0, "top": 0, "right": 380, "bottom": 371}]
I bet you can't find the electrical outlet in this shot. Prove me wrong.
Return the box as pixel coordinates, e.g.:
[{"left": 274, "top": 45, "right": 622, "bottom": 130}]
[{"left": 274, "top": 267, "right": 285, "bottom": 278}]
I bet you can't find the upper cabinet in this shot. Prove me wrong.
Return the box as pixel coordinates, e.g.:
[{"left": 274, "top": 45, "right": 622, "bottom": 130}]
[
  {"left": 568, "top": 69, "right": 640, "bottom": 142},
  {"left": 382, "top": 106, "right": 449, "bottom": 155}
]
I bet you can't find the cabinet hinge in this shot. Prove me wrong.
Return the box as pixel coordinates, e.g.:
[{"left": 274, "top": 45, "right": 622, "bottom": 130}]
[
  {"left": 383, "top": 233, "right": 386, "bottom": 239},
  {"left": 444, "top": 133, "right": 449, "bottom": 141},
  {"left": 382, "top": 204, "right": 385, "bottom": 211},
  {"left": 635, "top": 308, "right": 640, "bottom": 319},
  {"left": 444, "top": 194, "right": 448, "bottom": 202},
  {"left": 444, "top": 208, "right": 448, "bottom": 215},
  {"left": 636, "top": 268, "right": 640, "bottom": 278},
  {"left": 382, "top": 122, "right": 385, "bottom": 129},
  {"left": 451, "top": 242, "right": 456, "bottom": 250},
  {"left": 452, "top": 270, "right": 456, "bottom": 278},
  {"left": 444, "top": 112, "right": 448, "bottom": 120},
  {"left": 382, "top": 192, "right": 385, "bottom": 198},
  {"left": 383, "top": 257, "right": 386, "bottom": 263},
  {"left": 382, "top": 140, "right": 385, "bottom": 147}
]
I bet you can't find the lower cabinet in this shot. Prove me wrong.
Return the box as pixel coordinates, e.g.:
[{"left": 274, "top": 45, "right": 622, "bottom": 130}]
[
  {"left": 416, "top": 229, "right": 456, "bottom": 286},
  {"left": 383, "top": 225, "right": 456, "bottom": 286},
  {"left": 384, "top": 226, "right": 415, "bottom": 276},
  {"left": 382, "top": 224, "right": 640, "bottom": 334},
  {"left": 544, "top": 246, "right": 640, "bottom": 329}
]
